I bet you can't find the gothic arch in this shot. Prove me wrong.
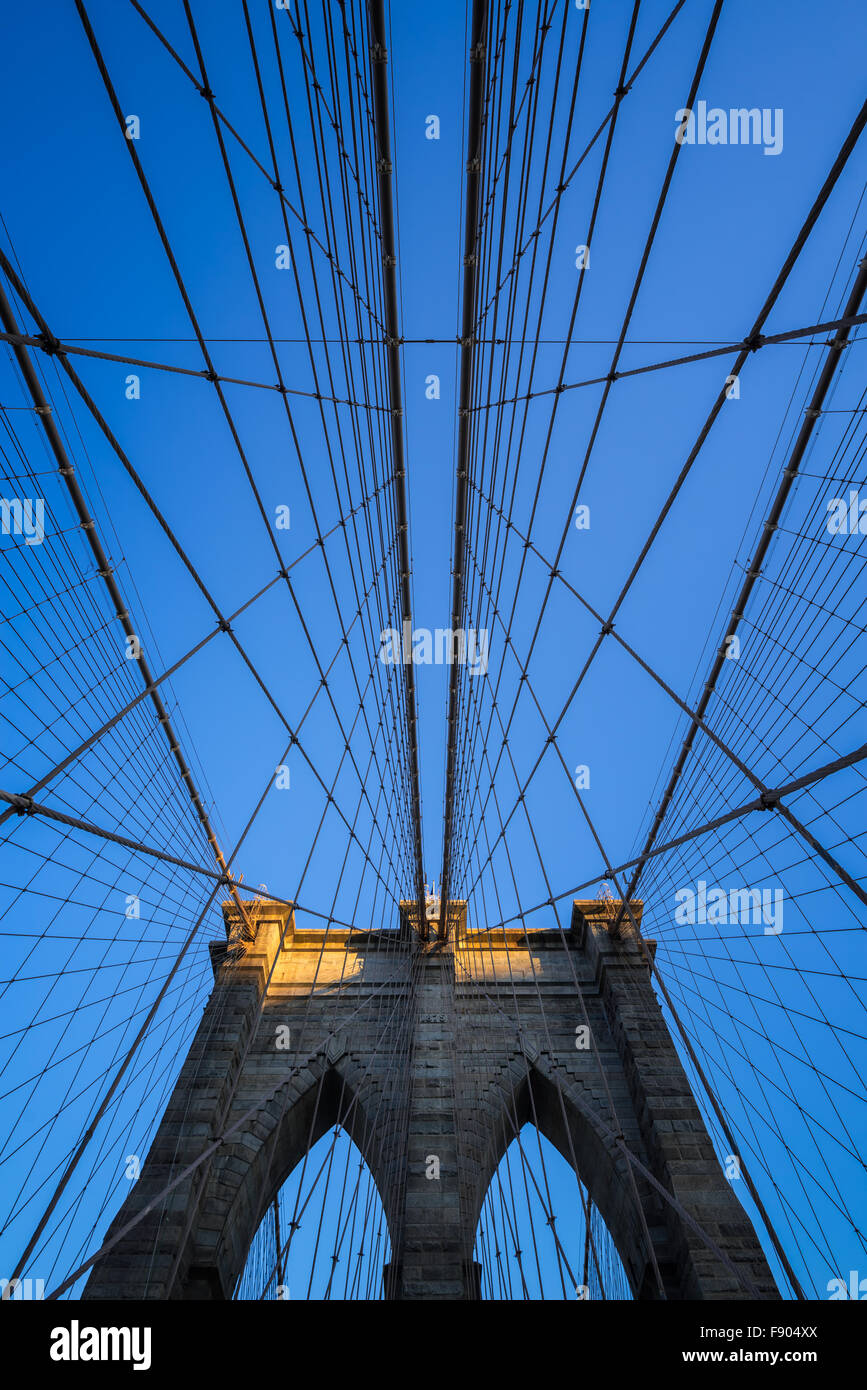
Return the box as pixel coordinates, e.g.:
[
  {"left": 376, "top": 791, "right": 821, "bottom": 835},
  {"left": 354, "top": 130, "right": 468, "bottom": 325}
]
[
  {"left": 183, "top": 1057, "right": 395, "bottom": 1299},
  {"left": 473, "top": 1119, "right": 632, "bottom": 1298},
  {"left": 83, "top": 901, "right": 778, "bottom": 1300},
  {"left": 519, "top": 1065, "right": 663, "bottom": 1298},
  {"left": 465, "top": 1061, "right": 661, "bottom": 1299}
]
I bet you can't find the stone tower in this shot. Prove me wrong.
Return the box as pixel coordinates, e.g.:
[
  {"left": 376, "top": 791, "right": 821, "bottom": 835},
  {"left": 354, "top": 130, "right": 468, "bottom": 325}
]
[{"left": 83, "top": 897, "right": 778, "bottom": 1300}]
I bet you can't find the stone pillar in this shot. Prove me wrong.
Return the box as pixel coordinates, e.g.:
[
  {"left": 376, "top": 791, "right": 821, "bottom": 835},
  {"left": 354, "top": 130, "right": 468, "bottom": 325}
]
[
  {"left": 386, "top": 916, "right": 480, "bottom": 1299},
  {"left": 573, "top": 903, "right": 778, "bottom": 1298},
  {"left": 83, "top": 900, "right": 294, "bottom": 1300},
  {"left": 82, "top": 896, "right": 778, "bottom": 1301}
]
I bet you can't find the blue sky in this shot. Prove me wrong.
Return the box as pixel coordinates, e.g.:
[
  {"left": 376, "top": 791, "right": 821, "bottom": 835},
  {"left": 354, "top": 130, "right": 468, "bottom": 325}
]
[{"left": 0, "top": 0, "right": 865, "bottom": 1298}]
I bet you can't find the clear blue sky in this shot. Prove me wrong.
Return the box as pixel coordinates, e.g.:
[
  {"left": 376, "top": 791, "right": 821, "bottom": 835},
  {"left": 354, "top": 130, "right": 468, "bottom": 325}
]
[{"left": 0, "top": 0, "right": 865, "bottom": 1298}]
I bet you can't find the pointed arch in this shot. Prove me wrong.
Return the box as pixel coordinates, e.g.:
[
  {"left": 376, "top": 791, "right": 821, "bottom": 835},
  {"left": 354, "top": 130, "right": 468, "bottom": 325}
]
[
  {"left": 474, "top": 1121, "right": 632, "bottom": 1299},
  {"left": 187, "top": 1057, "right": 395, "bottom": 1298},
  {"left": 466, "top": 1061, "right": 667, "bottom": 1299},
  {"left": 236, "top": 1121, "right": 391, "bottom": 1299}
]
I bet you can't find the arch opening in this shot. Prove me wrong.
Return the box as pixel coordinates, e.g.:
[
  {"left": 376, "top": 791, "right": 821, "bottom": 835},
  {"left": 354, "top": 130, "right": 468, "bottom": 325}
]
[
  {"left": 474, "top": 1123, "right": 632, "bottom": 1301},
  {"left": 235, "top": 1124, "right": 391, "bottom": 1300}
]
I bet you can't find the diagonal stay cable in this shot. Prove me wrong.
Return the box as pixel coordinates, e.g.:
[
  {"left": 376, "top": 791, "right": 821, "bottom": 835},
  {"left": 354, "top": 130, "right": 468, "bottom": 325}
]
[
  {"left": 0, "top": 277, "right": 254, "bottom": 945},
  {"left": 458, "top": 620, "right": 808, "bottom": 1296},
  {"left": 0, "top": 327, "right": 393, "bottom": 409},
  {"left": 461, "top": 96, "right": 867, "bottom": 905},
  {"left": 460, "top": 969, "right": 765, "bottom": 1298},
  {"left": 0, "top": 475, "right": 392, "bottom": 828},
  {"left": 448, "top": 0, "right": 650, "bottom": 934},
  {"left": 466, "top": 312, "right": 867, "bottom": 413},
  {"left": 475, "top": 740, "right": 867, "bottom": 931},
  {"left": 43, "top": 958, "right": 412, "bottom": 1300},
  {"left": 460, "top": 457, "right": 867, "bottom": 920},
  {"left": 0, "top": 257, "right": 407, "bottom": 896},
  {"left": 9, "top": 570, "right": 417, "bottom": 1287},
  {"left": 618, "top": 252, "right": 867, "bottom": 923},
  {"left": 475, "top": 0, "right": 689, "bottom": 328},
  {"left": 367, "top": 0, "right": 426, "bottom": 918},
  {"left": 70, "top": 2, "right": 416, "bottom": 881},
  {"left": 125, "top": 0, "right": 387, "bottom": 334},
  {"left": 440, "top": 0, "right": 488, "bottom": 939}
]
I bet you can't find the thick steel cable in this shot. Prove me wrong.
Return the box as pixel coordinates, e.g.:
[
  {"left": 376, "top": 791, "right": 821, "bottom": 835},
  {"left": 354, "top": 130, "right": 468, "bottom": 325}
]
[
  {"left": 0, "top": 280, "right": 253, "bottom": 945},
  {"left": 366, "top": 0, "right": 426, "bottom": 919},
  {"left": 619, "top": 254, "right": 867, "bottom": 920},
  {"left": 440, "top": 0, "right": 488, "bottom": 938}
]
